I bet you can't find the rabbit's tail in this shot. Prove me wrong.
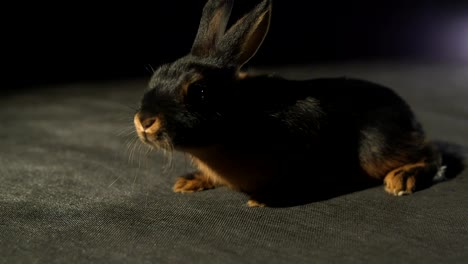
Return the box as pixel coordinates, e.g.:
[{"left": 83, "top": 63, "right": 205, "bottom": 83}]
[{"left": 431, "top": 140, "right": 466, "bottom": 182}]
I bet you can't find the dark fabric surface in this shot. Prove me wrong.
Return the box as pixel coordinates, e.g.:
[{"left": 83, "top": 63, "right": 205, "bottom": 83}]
[{"left": 1, "top": 64, "right": 467, "bottom": 263}]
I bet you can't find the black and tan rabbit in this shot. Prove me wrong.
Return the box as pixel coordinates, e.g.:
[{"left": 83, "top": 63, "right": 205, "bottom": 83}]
[{"left": 134, "top": 0, "right": 443, "bottom": 207}]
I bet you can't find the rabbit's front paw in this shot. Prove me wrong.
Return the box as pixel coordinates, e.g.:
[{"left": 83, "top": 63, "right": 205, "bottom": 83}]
[
  {"left": 173, "top": 172, "right": 216, "bottom": 193},
  {"left": 247, "top": 199, "right": 266, "bottom": 207}
]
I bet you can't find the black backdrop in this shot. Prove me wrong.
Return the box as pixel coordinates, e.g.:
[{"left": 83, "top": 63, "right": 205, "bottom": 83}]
[{"left": 5, "top": 0, "right": 468, "bottom": 87}]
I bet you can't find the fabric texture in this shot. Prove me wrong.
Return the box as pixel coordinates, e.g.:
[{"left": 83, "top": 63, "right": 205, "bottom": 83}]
[{"left": 1, "top": 64, "right": 467, "bottom": 263}]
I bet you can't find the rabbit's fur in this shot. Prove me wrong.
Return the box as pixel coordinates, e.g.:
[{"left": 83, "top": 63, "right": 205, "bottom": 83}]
[{"left": 134, "top": 0, "right": 442, "bottom": 207}]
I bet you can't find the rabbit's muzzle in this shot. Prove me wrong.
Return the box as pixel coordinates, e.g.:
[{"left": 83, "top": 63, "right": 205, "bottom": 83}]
[{"left": 134, "top": 112, "right": 162, "bottom": 145}]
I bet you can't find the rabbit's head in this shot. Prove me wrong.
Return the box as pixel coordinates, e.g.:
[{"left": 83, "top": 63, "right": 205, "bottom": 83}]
[{"left": 134, "top": 0, "right": 271, "bottom": 150}]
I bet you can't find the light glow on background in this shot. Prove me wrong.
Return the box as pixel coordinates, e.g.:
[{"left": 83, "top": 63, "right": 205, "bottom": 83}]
[
  {"left": 433, "top": 15, "right": 468, "bottom": 62},
  {"left": 445, "top": 17, "right": 468, "bottom": 60}
]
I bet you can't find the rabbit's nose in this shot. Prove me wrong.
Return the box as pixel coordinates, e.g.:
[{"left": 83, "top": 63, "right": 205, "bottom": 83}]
[
  {"left": 141, "top": 117, "right": 157, "bottom": 129},
  {"left": 134, "top": 113, "right": 161, "bottom": 133}
]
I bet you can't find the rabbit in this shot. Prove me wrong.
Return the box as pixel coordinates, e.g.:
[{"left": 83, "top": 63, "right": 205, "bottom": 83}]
[{"left": 133, "top": 0, "right": 443, "bottom": 207}]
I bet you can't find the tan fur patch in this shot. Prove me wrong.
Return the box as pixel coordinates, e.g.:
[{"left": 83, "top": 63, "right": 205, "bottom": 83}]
[
  {"left": 362, "top": 158, "right": 408, "bottom": 180},
  {"left": 173, "top": 171, "right": 217, "bottom": 193},
  {"left": 237, "top": 71, "right": 249, "bottom": 80},
  {"left": 191, "top": 157, "right": 229, "bottom": 188},
  {"left": 133, "top": 113, "right": 145, "bottom": 132},
  {"left": 182, "top": 144, "right": 278, "bottom": 195}
]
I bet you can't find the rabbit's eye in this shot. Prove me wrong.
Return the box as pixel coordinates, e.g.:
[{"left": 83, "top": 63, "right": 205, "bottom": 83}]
[{"left": 186, "top": 83, "right": 207, "bottom": 104}]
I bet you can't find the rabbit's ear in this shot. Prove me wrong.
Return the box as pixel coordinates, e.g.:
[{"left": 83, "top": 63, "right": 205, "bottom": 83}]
[
  {"left": 191, "top": 0, "right": 234, "bottom": 57},
  {"left": 217, "top": 0, "right": 271, "bottom": 68}
]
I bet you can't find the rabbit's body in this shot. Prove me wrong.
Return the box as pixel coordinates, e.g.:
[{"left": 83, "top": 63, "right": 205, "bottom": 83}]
[
  {"left": 134, "top": 0, "right": 442, "bottom": 206},
  {"left": 173, "top": 75, "right": 440, "bottom": 206}
]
